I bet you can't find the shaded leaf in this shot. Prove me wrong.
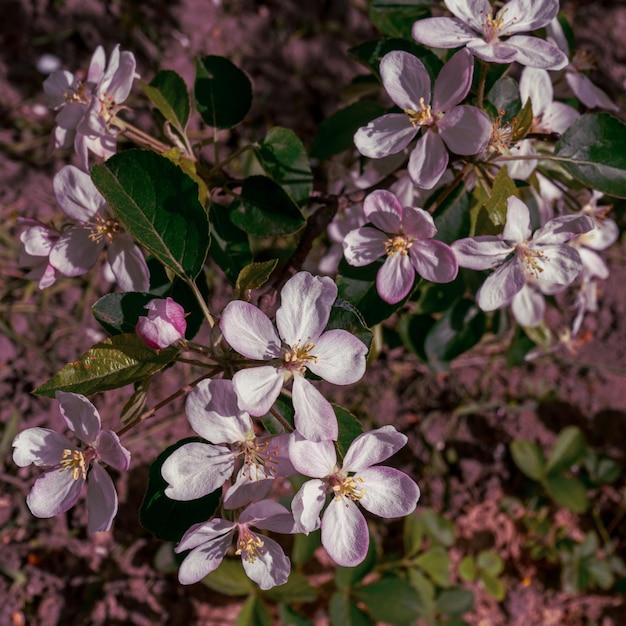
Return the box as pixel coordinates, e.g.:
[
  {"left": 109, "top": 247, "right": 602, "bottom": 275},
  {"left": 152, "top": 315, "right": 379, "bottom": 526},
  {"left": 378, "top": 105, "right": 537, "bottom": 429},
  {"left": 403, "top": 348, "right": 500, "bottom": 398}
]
[
  {"left": 355, "top": 577, "right": 423, "bottom": 626},
  {"left": 202, "top": 559, "right": 256, "bottom": 596},
  {"left": 236, "top": 259, "right": 278, "bottom": 297},
  {"left": 546, "top": 426, "right": 587, "bottom": 475},
  {"left": 141, "top": 69, "right": 190, "bottom": 131},
  {"left": 545, "top": 475, "right": 589, "bottom": 513},
  {"left": 510, "top": 440, "right": 546, "bottom": 481}
]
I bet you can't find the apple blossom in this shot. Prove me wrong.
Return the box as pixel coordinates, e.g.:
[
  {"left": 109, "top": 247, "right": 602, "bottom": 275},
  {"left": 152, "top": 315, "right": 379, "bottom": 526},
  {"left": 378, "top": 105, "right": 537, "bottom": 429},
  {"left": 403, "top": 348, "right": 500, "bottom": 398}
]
[
  {"left": 161, "top": 379, "right": 294, "bottom": 510},
  {"left": 12, "top": 391, "right": 131, "bottom": 533},
  {"left": 452, "top": 196, "right": 595, "bottom": 317},
  {"left": 343, "top": 190, "right": 458, "bottom": 304},
  {"left": 174, "top": 500, "right": 295, "bottom": 588},
  {"left": 136, "top": 297, "right": 187, "bottom": 350},
  {"left": 412, "top": 0, "right": 568, "bottom": 70},
  {"left": 18, "top": 219, "right": 60, "bottom": 289},
  {"left": 354, "top": 49, "right": 491, "bottom": 189},
  {"left": 220, "top": 271, "right": 368, "bottom": 442},
  {"left": 49, "top": 164, "right": 150, "bottom": 291},
  {"left": 289, "top": 426, "right": 420, "bottom": 567}
]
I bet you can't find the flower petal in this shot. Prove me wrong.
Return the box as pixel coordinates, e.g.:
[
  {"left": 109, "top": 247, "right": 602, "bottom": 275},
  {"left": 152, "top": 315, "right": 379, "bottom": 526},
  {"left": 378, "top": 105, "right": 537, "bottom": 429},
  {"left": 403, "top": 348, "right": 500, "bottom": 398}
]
[
  {"left": 533, "top": 244, "right": 584, "bottom": 285},
  {"left": 363, "top": 189, "right": 403, "bottom": 233},
  {"left": 291, "top": 479, "right": 327, "bottom": 533},
  {"left": 452, "top": 236, "right": 513, "bottom": 270},
  {"left": 503, "top": 196, "right": 532, "bottom": 243},
  {"left": 342, "top": 425, "right": 408, "bottom": 472},
  {"left": 232, "top": 366, "right": 284, "bottom": 417},
  {"left": 27, "top": 468, "right": 83, "bottom": 518},
  {"left": 476, "top": 259, "right": 525, "bottom": 310},
  {"left": 292, "top": 376, "right": 338, "bottom": 442},
  {"left": 289, "top": 436, "right": 336, "bottom": 478},
  {"left": 412, "top": 17, "right": 479, "bottom": 49},
  {"left": 566, "top": 71, "right": 619, "bottom": 112},
  {"left": 240, "top": 500, "right": 296, "bottom": 533},
  {"left": 409, "top": 239, "right": 459, "bottom": 283},
  {"left": 176, "top": 518, "right": 235, "bottom": 552},
  {"left": 310, "top": 330, "right": 368, "bottom": 385},
  {"left": 511, "top": 284, "right": 545, "bottom": 327},
  {"left": 408, "top": 132, "right": 448, "bottom": 190},
  {"left": 379, "top": 51, "right": 430, "bottom": 111},
  {"left": 376, "top": 253, "right": 414, "bottom": 304},
  {"left": 95, "top": 429, "right": 131, "bottom": 471},
  {"left": 503, "top": 35, "right": 568, "bottom": 70},
  {"left": 49, "top": 227, "right": 103, "bottom": 277},
  {"left": 86, "top": 461, "right": 118, "bottom": 532},
  {"left": 223, "top": 469, "right": 273, "bottom": 510},
  {"left": 354, "top": 114, "right": 417, "bottom": 159},
  {"left": 108, "top": 235, "right": 150, "bottom": 292},
  {"left": 177, "top": 528, "right": 234, "bottom": 585},
  {"left": 12, "top": 428, "right": 71, "bottom": 467},
  {"left": 503, "top": 0, "right": 560, "bottom": 33},
  {"left": 242, "top": 535, "right": 291, "bottom": 590},
  {"left": 53, "top": 165, "right": 106, "bottom": 222},
  {"left": 533, "top": 214, "right": 595, "bottom": 245},
  {"left": 357, "top": 466, "right": 420, "bottom": 517},
  {"left": 186, "top": 379, "right": 251, "bottom": 443},
  {"left": 342, "top": 227, "right": 388, "bottom": 267},
  {"left": 162, "top": 442, "right": 235, "bottom": 500},
  {"left": 402, "top": 206, "right": 437, "bottom": 240},
  {"left": 433, "top": 49, "right": 473, "bottom": 112},
  {"left": 220, "top": 301, "right": 282, "bottom": 360},
  {"left": 438, "top": 105, "right": 492, "bottom": 155},
  {"left": 321, "top": 497, "right": 369, "bottom": 567},
  {"left": 56, "top": 391, "right": 101, "bottom": 445},
  {"left": 276, "top": 272, "right": 337, "bottom": 345}
]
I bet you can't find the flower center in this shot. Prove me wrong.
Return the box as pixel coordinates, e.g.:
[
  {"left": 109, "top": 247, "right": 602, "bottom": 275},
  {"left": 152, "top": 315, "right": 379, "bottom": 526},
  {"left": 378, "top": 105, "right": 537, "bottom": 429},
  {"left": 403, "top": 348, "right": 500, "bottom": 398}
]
[
  {"left": 482, "top": 8, "right": 514, "bottom": 43},
  {"left": 84, "top": 214, "right": 122, "bottom": 244},
  {"left": 517, "top": 244, "right": 547, "bottom": 279},
  {"left": 405, "top": 97, "right": 433, "bottom": 128},
  {"left": 59, "top": 449, "right": 88, "bottom": 481},
  {"left": 235, "top": 528, "right": 265, "bottom": 563},
  {"left": 385, "top": 234, "right": 413, "bottom": 257},
  {"left": 64, "top": 81, "right": 91, "bottom": 106},
  {"left": 572, "top": 48, "right": 596, "bottom": 72},
  {"left": 98, "top": 92, "right": 117, "bottom": 122},
  {"left": 283, "top": 340, "right": 317, "bottom": 373},
  {"left": 240, "top": 436, "right": 280, "bottom": 480},
  {"left": 330, "top": 472, "right": 366, "bottom": 503}
]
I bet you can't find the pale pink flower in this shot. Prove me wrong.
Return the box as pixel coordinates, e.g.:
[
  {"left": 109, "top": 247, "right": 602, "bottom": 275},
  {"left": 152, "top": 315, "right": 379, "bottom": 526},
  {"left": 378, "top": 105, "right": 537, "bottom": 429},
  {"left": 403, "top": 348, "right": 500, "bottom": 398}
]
[
  {"left": 452, "top": 196, "right": 595, "bottom": 318},
  {"left": 136, "top": 297, "right": 187, "bottom": 349},
  {"left": 18, "top": 219, "right": 60, "bottom": 289},
  {"left": 412, "top": 0, "right": 567, "bottom": 70},
  {"left": 220, "top": 271, "right": 368, "bottom": 442},
  {"left": 343, "top": 190, "right": 458, "bottom": 304},
  {"left": 161, "top": 379, "right": 294, "bottom": 510},
  {"left": 49, "top": 165, "right": 150, "bottom": 291},
  {"left": 12, "top": 391, "right": 131, "bottom": 533},
  {"left": 174, "top": 500, "right": 294, "bottom": 588},
  {"left": 290, "top": 426, "right": 420, "bottom": 567},
  {"left": 354, "top": 49, "right": 491, "bottom": 189}
]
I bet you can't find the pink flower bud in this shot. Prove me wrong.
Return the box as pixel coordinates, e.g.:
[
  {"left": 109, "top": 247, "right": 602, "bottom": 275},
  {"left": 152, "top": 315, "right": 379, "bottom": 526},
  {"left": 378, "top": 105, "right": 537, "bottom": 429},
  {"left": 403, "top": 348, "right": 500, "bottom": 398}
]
[{"left": 136, "top": 297, "right": 187, "bottom": 350}]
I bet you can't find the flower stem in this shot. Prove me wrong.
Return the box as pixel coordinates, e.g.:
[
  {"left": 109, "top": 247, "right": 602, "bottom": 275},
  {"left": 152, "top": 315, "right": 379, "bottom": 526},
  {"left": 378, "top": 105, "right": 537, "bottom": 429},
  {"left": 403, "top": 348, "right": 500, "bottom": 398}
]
[{"left": 113, "top": 117, "right": 171, "bottom": 153}]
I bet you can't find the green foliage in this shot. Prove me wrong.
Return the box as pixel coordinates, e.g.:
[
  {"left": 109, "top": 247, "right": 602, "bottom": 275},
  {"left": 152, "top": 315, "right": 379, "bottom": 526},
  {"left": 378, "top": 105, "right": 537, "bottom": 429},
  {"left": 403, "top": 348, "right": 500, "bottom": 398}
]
[
  {"left": 235, "top": 259, "right": 278, "bottom": 297},
  {"left": 139, "top": 438, "right": 221, "bottom": 542},
  {"left": 366, "top": 0, "right": 431, "bottom": 39},
  {"left": 33, "top": 334, "right": 178, "bottom": 397},
  {"left": 91, "top": 150, "right": 210, "bottom": 281},
  {"left": 141, "top": 69, "right": 190, "bottom": 135},
  {"left": 194, "top": 55, "right": 253, "bottom": 129}
]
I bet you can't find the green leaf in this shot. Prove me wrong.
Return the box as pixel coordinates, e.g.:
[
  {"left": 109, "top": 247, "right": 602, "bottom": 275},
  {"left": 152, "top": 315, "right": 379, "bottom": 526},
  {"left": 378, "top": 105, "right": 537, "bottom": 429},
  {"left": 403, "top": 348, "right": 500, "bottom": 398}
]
[
  {"left": 236, "top": 259, "right": 278, "bottom": 297},
  {"left": 397, "top": 313, "right": 436, "bottom": 362},
  {"left": 310, "top": 101, "right": 387, "bottom": 160},
  {"left": 329, "top": 592, "right": 374, "bottom": 626},
  {"left": 511, "top": 97, "right": 534, "bottom": 142},
  {"left": 413, "top": 280, "right": 466, "bottom": 315},
  {"left": 337, "top": 259, "right": 408, "bottom": 327},
  {"left": 554, "top": 113, "right": 626, "bottom": 198},
  {"left": 255, "top": 127, "right": 313, "bottom": 206},
  {"left": 406, "top": 569, "right": 435, "bottom": 623},
  {"left": 458, "top": 556, "right": 476, "bottom": 582},
  {"left": 92, "top": 292, "right": 156, "bottom": 335},
  {"left": 335, "top": 537, "right": 377, "bottom": 590},
  {"left": 403, "top": 513, "right": 425, "bottom": 559},
  {"left": 476, "top": 551, "right": 504, "bottom": 577},
  {"left": 291, "top": 529, "right": 321, "bottom": 566},
  {"left": 194, "top": 55, "right": 252, "bottom": 129},
  {"left": 278, "top": 605, "right": 314, "bottom": 626},
  {"left": 202, "top": 559, "right": 256, "bottom": 596},
  {"left": 355, "top": 577, "right": 423, "bottom": 626},
  {"left": 423, "top": 298, "right": 486, "bottom": 372},
  {"left": 429, "top": 179, "right": 471, "bottom": 244},
  {"left": 587, "top": 558, "right": 615, "bottom": 590},
  {"left": 510, "top": 440, "right": 546, "bottom": 481},
  {"left": 415, "top": 547, "right": 451, "bottom": 587},
  {"left": 91, "top": 150, "right": 210, "bottom": 280},
  {"left": 141, "top": 69, "right": 190, "bottom": 132},
  {"left": 471, "top": 167, "right": 519, "bottom": 236},
  {"left": 325, "top": 298, "right": 373, "bottom": 352},
  {"left": 349, "top": 37, "right": 441, "bottom": 78},
  {"left": 209, "top": 202, "right": 253, "bottom": 286},
  {"left": 367, "top": 2, "right": 431, "bottom": 39},
  {"left": 263, "top": 571, "right": 317, "bottom": 603},
  {"left": 419, "top": 509, "right": 455, "bottom": 547},
  {"left": 434, "top": 588, "right": 474, "bottom": 616},
  {"left": 546, "top": 426, "right": 587, "bottom": 475},
  {"left": 119, "top": 377, "right": 150, "bottom": 424},
  {"left": 334, "top": 404, "right": 364, "bottom": 459},
  {"left": 545, "top": 475, "right": 589, "bottom": 513},
  {"left": 231, "top": 175, "right": 305, "bottom": 236},
  {"left": 33, "top": 334, "right": 178, "bottom": 397},
  {"left": 480, "top": 571, "right": 506, "bottom": 601},
  {"left": 486, "top": 76, "right": 521, "bottom": 123},
  {"left": 139, "top": 437, "right": 221, "bottom": 542},
  {"left": 235, "top": 595, "right": 274, "bottom": 626}
]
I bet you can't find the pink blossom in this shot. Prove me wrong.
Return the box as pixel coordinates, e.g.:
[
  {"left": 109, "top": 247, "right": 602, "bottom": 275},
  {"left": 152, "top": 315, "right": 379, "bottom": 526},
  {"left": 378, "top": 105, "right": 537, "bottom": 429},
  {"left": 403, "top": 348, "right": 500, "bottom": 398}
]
[
  {"left": 18, "top": 220, "right": 61, "bottom": 289},
  {"left": 161, "top": 379, "right": 294, "bottom": 510},
  {"left": 452, "top": 196, "right": 595, "bottom": 317},
  {"left": 220, "top": 272, "right": 368, "bottom": 442},
  {"left": 12, "top": 391, "right": 131, "bottom": 533},
  {"left": 49, "top": 165, "right": 150, "bottom": 291},
  {"left": 136, "top": 297, "right": 187, "bottom": 349},
  {"left": 289, "top": 426, "right": 420, "bottom": 567},
  {"left": 412, "top": 0, "right": 567, "bottom": 70},
  {"left": 354, "top": 49, "right": 491, "bottom": 189},
  {"left": 174, "top": 500, "right": 295, "bottom": 588},
  {"left": 343, "top": 190, "right": 458, "bottom": 304}
]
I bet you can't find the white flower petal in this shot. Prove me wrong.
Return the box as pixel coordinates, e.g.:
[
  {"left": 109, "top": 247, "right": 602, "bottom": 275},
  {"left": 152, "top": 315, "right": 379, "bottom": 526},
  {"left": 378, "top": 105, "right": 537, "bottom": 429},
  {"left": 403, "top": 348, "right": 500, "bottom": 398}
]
[
  {"left": 53, "top": 165, "right": 106, "bottom": 222},
  {"left": 310, "top": 330, "right": 368, "bottom": 385},
  {"left": 291, "top": 479, "right": 327, "bottom": 533},
  {"left": 342, "top": 425, "right": 408, "bottom": 472},
  {"left": 241, "top": 535, "right": 291, "bottom": 590},
  {"left": 476, "top": 259, "right": 526, "bottom": 311},
  {"left": 27, "top": 468, "right": 83, "bottom": 518},
  {"left": 408, "top": 131, "right": 448, "bottom": 190},
  {"left": 289, "top": 436, "right": 336, "bottom": 478},
  {"left": 49, "top": 227, "right": 103, "bottom": 277},
  {"left": 511, "top": 284, "right": 545, "bottom": 327},
  {"left": 56, "top": 391, "right": 101, "bottom": 445},
  {"left": 354, "top": 114, "right": 417, "bottom": 159},
  {"left": 13, "top": 428, "right": 71, "bottom": 467},
  {"left": 342, "top": 227, "right": 388, "bottom": 267},
  {"left": 108, "top": 235, "right": 150, "bottom": 292},
  {"left": 412, "top": 16, "right": 479, "bottom": 48},
  {"left": 95, "top": 429, "right": 131, "bottom": 471},
  {"left": 357, "top": 466, "right": 420, "bottom": 517},
  {"left": 292, "top": 376, "right": 338, "bottom": 442},
  {"left": 86, "top": 462, "right": 118, "bottom": 532},
  {"left": 363, "top": 189, "right": 403, "bottom": 233},
  {"left": 376, "top": 252, "right": 414, "bottom": 304},
  {"left": 232, "top": 366, "right": 284, "bottom": 417},
  {"left": 379, "top": 51, "right": 430, "bottom": 111},
  {"left": 321, "top": 497, "right": 369, "bottom": 567}
]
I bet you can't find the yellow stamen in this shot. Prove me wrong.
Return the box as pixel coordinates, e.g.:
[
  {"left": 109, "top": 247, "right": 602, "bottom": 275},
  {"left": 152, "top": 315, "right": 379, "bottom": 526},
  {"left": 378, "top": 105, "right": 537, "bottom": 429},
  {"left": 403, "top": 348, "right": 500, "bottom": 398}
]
[
  {"left": 384, "top": 234, "right": 413, "bottom": 257},
  {"left": 59, "top": 449, "right": 88, "bottom": 481},
  {"left": 235, "top": 529, "right": 265, "bottom": 562},
  {"left": 283, "top": 340, "right": 318, "bottom": 373},
  {"left": 517, "top": 245, "right": 547, "bottom": 279},
  {"left": 84, "top": 214, "right": 121, "bottom": 244},
  {"left": 405, "top": 97, "right": 433, "bottom": 127},
  {"left": 331, "top": 474, "right": 366, "bottom": 504}
]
